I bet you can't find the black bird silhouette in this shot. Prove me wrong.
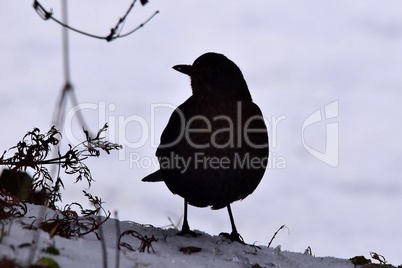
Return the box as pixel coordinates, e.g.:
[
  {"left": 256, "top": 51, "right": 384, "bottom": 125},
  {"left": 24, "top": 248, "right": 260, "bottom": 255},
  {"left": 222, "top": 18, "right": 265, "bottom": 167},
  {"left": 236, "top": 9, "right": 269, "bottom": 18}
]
[{"left": 142, "top": 52, "right": 269, "bottom": 243}]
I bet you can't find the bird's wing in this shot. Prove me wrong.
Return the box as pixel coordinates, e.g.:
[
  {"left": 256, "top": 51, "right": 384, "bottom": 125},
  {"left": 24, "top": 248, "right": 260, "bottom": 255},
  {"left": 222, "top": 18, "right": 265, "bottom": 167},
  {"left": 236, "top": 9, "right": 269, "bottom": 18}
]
[
  {"left": 143, "top": 98, "right": 192, "bottom": 182},
  {"left": 142, "top": 109, "right": 182, "bottom": 182},
  {"left": 156, "top": 97, "right": 192, "bottom": 158}
]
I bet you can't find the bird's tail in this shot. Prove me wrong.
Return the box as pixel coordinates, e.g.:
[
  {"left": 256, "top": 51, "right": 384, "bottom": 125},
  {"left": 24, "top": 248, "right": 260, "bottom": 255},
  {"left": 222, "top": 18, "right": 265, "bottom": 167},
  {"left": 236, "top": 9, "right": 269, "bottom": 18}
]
[{"left": 141, "top": 169, "right": 164, "bottom": 182}]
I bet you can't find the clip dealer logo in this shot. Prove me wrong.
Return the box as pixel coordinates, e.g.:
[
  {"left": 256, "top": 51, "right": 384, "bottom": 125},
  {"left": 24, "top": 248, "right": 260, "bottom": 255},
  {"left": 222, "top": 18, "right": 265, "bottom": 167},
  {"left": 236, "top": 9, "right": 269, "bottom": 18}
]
[{"left": 302, "top": 100, "right": 339, "bottom": 167}]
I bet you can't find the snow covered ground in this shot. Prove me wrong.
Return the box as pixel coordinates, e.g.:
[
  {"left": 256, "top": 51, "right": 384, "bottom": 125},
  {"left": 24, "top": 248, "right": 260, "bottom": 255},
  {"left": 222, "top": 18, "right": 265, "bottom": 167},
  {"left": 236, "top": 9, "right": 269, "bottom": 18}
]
[
  {"left": 1, "top": 204, "right": 357, "bottom": 268},
  {"left": 1, "top": 0, "right": 402, "bottom": 265}
]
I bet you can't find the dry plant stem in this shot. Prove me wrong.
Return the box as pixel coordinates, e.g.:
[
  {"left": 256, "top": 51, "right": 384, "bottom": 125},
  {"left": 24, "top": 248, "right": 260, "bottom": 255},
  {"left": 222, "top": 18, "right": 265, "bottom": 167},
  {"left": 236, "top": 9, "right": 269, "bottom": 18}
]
[
  {"left": 268, "top": 224, "right": 286, "bottom": 248},
  {"left": 114, "top": 211, "right": 121, "bottom": 268},
  {"left": 98, "top": 215, "right": 108, "bottom": 268}
]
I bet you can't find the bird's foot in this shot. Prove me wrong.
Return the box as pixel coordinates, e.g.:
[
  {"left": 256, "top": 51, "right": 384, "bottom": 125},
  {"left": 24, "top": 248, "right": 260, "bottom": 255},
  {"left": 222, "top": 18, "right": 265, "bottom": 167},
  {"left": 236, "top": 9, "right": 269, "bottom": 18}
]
[
  {"left": 219, "top": 232, "right": 261, "bottom": 249},
  {"left": 219, "top": 231, "right": 245, "bottom": 244},
  {"left": 177, "top": 222, "right": 199, "bottom": 237},
  {"left": 177, "top": 229, "right": 199, "bottom": 237}
]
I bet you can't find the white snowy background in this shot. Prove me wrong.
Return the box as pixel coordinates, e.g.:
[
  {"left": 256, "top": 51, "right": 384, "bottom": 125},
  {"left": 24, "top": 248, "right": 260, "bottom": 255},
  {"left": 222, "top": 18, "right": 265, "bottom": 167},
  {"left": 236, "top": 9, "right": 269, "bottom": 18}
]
[{"left": 1, "top": 0, "right": 401, "bottom": 265}]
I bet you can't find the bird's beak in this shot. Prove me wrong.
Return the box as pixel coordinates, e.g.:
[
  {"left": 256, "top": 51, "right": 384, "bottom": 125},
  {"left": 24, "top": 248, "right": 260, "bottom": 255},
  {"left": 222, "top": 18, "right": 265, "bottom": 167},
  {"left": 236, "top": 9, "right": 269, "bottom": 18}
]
[{"left": 172, "top": 64, "right": 194, "bottom": 76}]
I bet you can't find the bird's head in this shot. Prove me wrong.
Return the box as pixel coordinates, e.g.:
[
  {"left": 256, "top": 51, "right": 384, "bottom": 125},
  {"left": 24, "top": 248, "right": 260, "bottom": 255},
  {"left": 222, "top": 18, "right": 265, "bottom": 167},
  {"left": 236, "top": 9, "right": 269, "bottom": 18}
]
[{"left": 173, "top": 52, "right": 252, "bottom": 101}]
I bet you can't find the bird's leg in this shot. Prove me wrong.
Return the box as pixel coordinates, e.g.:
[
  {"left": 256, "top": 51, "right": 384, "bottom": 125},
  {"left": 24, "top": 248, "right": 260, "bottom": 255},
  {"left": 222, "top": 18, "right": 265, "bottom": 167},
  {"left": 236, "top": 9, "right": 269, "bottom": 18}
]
[
  {"left": 219, "top": 204, "right": 245, "bottom": 244},
  {"left": 181, "top": 199, "right": 191, "bottom": 233},
  {"left": 177, "top": 199, "right": 198, "bottom": 237}
]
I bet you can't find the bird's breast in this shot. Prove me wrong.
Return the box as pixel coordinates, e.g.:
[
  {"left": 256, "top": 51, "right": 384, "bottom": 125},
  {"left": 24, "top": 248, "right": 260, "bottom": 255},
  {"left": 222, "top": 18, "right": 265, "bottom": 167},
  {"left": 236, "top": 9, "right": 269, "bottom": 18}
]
[{"left": 157, "top": 98, "right": 268, "bottom": 208}]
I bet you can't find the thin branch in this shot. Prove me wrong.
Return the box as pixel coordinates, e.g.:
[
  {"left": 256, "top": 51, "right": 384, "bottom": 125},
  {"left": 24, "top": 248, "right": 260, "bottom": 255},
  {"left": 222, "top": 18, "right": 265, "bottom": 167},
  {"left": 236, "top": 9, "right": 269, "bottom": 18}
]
[
  {"left": 33, "top": 0, "right": 159, "bottom": 42},
  {"left": 116, "top": 10, "right": 159, "bottom": 39},
  {"left": 107, "top": 0, "right": 137, "bottom": 40},
  {"left": 267, "top": 224, "right": 287, "bottom": 248},
  {"left": 0, "top": 157, "right": 88, "bottom": 167}
]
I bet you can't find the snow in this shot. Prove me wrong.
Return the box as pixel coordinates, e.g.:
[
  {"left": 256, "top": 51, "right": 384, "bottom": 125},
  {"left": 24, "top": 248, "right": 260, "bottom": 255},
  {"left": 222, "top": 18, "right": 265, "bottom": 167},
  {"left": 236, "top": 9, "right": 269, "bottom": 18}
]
[
  {"left": 2, "top": 0, "right": 402, "bottom": 265},
  {"left": 1, "top": 203, "right": 355, "bottom": 268}
]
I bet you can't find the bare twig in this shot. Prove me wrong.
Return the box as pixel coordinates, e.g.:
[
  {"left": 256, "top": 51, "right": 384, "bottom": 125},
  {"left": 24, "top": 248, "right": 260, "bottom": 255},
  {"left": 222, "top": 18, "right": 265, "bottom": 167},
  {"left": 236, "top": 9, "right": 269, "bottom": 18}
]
[
  {"left": 118, "top": 230, "right": 157, "bottom": 253},
  {"left": 370, "top": 252, "right": 387, "bottom": 265},
  {"left": 33, "top": 0, "right": 159, "bottom": 42},
  {"left": 267, "top": 224, "right": 287, "bottom": 248}
]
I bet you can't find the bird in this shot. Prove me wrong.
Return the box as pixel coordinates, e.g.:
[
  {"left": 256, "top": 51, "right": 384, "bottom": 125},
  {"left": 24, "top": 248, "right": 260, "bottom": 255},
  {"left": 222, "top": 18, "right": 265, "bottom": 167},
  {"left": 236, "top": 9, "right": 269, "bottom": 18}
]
[{"left": 142, "top": 52, "right": 269, "bottom": 243}]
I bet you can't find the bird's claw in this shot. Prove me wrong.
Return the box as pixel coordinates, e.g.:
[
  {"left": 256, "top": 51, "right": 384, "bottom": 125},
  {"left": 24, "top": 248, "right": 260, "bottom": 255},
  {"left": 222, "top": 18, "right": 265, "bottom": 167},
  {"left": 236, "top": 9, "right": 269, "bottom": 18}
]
[
  {"left": 219, "top": 231, "right": 245, "bottom": 244},
  {"left": 177, "top": 222, "right": 199, "bottom": 237},
  {"left": 177, "top": 229, "right": 199, "bottom": 237}
]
